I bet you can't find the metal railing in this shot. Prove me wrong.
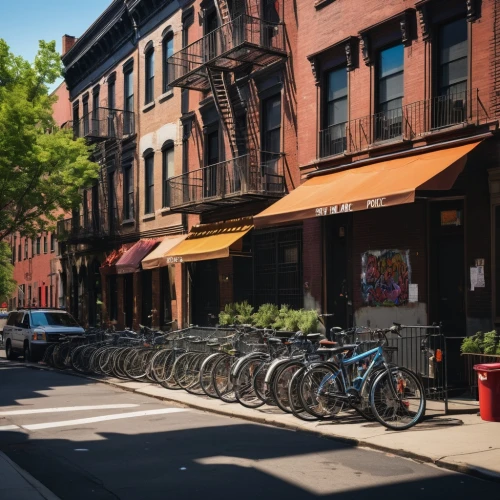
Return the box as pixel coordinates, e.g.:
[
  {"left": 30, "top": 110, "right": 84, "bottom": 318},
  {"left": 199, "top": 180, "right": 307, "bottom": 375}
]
[
  {"left": 57, "top": 208, "right": 118, "bottom": 242},
  {"left": 167, "top": 14, "right": 286, "bottom": 88},
  {"left": 167, "top": 151, "right": 285, "bottom": 211},
  {"left": 319, "top": 89, "right": 486, "bottom": 158},
  {"left": 74, "top": 107, "right": 135, "bottom": 140}
]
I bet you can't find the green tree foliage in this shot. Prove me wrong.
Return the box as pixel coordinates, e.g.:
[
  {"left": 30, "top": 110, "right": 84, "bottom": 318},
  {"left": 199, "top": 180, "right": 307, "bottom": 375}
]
[
  {"left": 0, "top": 39, "right": 99, "bottom": 240},
  {"left": 0, "top": 241, "right": 16, "bottom": 301}
]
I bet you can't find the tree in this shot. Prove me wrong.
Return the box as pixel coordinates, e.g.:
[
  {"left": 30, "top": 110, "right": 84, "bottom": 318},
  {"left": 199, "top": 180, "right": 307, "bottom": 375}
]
[
  {"left": 0, "top": 39, "right": 99, "bottom": 240},
  {"left": 0, "top": 241, "right": 16, "bottom": 302}
]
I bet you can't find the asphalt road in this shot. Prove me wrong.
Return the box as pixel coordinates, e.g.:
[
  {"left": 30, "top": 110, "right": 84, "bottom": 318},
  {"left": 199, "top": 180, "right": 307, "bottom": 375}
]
[{"left": 0, "top": 358, "right": 495, "bottom": 500}]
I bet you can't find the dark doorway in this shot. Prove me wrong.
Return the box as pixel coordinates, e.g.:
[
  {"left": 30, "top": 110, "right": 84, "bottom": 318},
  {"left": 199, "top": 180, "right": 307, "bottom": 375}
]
[
  {"left": 430, "top": 200, "right": 466, "bottom": 388},
  {"left": 108, "top": 275, "right": 118, "bottom": 324},
  {"left": 430, "top": 200, "right": 466, "bottom": 335},
  {"left": 191, "top": 261, "right": 219, "bottom": 326},
  {"left": 88, "top": 260, "right": 101, "bottom": 327},
  {"left": 233, "top": 256, "right": 253, "bottom": 304},
  {"left": 141, "top": 271, "right": 153, "bottom": 327},
  {"left": 325, "top": 214, "right": 351, "bottom": 331},
  {"left": 123, "top": 274, "right": 134, "bottom": 329},
  {"left": 71, "top": 266, "right": 79, "bottom": 320}
]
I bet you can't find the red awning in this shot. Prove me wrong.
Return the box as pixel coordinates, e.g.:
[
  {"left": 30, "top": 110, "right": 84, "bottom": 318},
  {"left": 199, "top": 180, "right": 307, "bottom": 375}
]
[
  {"left": 99, "top": 243, "right": 135, "bottom": 275},
  {"left": 115, "top": 239, "right": 159, "bottom": 274}
]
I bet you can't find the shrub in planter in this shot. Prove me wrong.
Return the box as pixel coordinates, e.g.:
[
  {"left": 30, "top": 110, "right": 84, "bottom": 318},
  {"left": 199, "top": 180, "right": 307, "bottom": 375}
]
[
  {"left": 219, "top": 303, "right": 237, "bottom": 326},
  {"left": 461, "top": 331, "right": 500, "bottom": 355},
  {"left": 297, "top": 310, "right": 320, "bottom": 335},
  {"left": 252, "top": 303, "right": 279, "bottom": 328},
  {"left": 235, "top": 301, "right": 254, "bottom": 325}
]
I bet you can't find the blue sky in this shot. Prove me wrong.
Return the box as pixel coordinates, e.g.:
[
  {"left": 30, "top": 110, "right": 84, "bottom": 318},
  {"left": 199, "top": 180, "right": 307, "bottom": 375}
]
[{"left": 0, "top": 0, "right": 112, "bottom": 90}]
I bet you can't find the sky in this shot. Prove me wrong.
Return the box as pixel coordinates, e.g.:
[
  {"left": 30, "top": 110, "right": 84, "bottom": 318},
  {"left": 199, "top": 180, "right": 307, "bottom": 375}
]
[{"left": 0, "top": 0, "right": 113, "bottom": 91}]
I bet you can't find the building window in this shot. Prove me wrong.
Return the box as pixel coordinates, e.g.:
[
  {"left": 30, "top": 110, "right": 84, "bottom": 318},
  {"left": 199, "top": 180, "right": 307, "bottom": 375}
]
[
  {"left": 123, "top": 163, "right": 134, "bottom": 220},
  {"left": 50, "top": 234, "right": 55, "bottom": 253},
  {"left": 108, "top": 77, "right": 116, "bottom": 136},
  {"left": 43, "top": 235, "right": 48, "bottom": 254},
  {"left": 18, "top": 243, "right": 21, "bottom": 262},
  {"left": 12, "top": 236, "right": 16, "bottom": 263},
  {"left": 32, "top": 238, "right": 36, "bottom": 258},
  {"left": 162, "top": 34, "right": 174, "bottom": 93},
  {"left": 321, "top": 66, "right": 348, "bottom": 157},
  {"left": 92, "top": 88, "right": 100, "bottom": 135},
  {"left": 73, "top": 103, "right": 79, "bottom": 136},
  {"left": 376, "top": 44, "right": 404, "bottom": 141},
  {"left": 434, "top": 17, "right": 468, "bottom": 128},
  {"left": 145, "top": 45, "right": 155, "bottom": 104},
  {"left": 144, "top": 153, "right": 155, "bottom": 214},
  {"left": 36, "top": 236, "right": 41, "bottom": 255},
  {"left": 162, "top": 143, "right": 174, "bottom": 207},
  {"left": 24, "top": 239, "right": 28, "bottom": 259},
  {"left": 124, "top": 67, "right": 134, "bottom": 134},
  {"left": 82, "top": 97, "right": 89, "bottom": 136},
  {"left": 261, "top": 94, "right": 282, "bottom": 176}
]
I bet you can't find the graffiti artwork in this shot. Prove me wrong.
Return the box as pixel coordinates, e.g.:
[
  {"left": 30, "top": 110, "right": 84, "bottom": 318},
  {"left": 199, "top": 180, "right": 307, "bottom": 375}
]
[{"left": 361, "top": 250, "right": 411, "bottom": 306}]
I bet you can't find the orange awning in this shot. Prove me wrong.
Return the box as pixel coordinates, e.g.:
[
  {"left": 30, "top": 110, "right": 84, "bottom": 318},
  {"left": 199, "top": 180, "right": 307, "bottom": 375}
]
[
  {"left": 141, "top": 234, "right": 188, "bottom": 270},
  {"left": 164, "top": 218, "right": 253, "bottom": 263},
  {"left": 254, "top": 142, "right": 481, "bottom": 227},
  {"left": 99, "top": 243, "right": 135, "bottom": 275}
]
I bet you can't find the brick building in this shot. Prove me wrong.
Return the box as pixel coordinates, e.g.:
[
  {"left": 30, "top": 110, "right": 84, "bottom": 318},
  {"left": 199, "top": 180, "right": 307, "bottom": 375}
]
[
  {"left": 7, "top": 80, "right": 72, "bottom": 311},
  {"left": 57, "top": 0, "right": 185, "bottom": 329},
  {"left": 253, "top": 0, "right": 500, "bottom": 351}
]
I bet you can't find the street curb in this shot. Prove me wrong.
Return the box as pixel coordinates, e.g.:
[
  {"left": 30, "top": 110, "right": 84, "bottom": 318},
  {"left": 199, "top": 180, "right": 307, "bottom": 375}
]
[
  {"left": 0, "top": 451, "right": 61, "bottom": 500},
  {"left": 24, "top": 362, "right": 500, "bottom": 484}
]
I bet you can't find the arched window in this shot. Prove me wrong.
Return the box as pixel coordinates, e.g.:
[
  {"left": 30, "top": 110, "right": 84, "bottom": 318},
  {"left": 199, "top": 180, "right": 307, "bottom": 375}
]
[
  {"left": 162, "top": 141, "right": 174, "bottom": 207},
  {"left": 145, "top": 43, "right": 155, "bottom": 104},
  {"left": 143, "top": 149, "right": 155, "bottom": 214},
  {"left": 162, "top": 32, "right": 174, "bottom": 93}
]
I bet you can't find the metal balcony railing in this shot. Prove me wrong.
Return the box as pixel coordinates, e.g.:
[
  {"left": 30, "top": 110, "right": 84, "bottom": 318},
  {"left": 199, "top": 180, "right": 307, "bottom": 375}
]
[
  {"left": 319, "top": 89, "right": 488, "bottom": 158},
  {"left": 167, "top": 14, "right": 286, "bottom": 90},
  {"left": 73, "top": 107, "right": 135, "bottom": 141},
  {"left": 57, "top": 208, "right": 119, "bottom": 242},
  {"left": 167, "top": 151, "right": 285, "bottom": 213}
]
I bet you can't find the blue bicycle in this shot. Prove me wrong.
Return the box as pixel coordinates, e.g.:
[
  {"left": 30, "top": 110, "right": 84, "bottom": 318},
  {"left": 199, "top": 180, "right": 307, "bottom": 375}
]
[{"left": 297, "top": 323, "right": 426, "bottom": 430}]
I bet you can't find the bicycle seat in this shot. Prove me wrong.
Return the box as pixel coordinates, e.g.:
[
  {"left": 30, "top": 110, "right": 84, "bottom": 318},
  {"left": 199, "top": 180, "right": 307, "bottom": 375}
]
[
  {"left": 319, "top": 339, "right": 337, "bottom": 346},
  {"left": 317, "top": 344, "right": 358, "bottom": 355},
  {"left": 304, "top": 333, "right": 322, "bottom": 341},
  {"left": 268, "top": 337, "right": 283, "bottom": 344}
]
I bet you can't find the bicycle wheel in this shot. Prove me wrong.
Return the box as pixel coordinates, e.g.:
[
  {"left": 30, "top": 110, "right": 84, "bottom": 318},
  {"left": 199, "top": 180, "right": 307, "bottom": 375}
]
[
  {"left": 299, "top": 363, "right": 344, "bottom": 419},
  {"left": 369, "top": 366, "right": 426, "bottom": 431},
  {"left": 253, "top": 360, "right": 276, "bottom": 405},
  {"left": 235, "top": 358, "right": 266, "bottom": 409},
  {"left": 288, "top": 366, "right": 319, "bottom": 421},
  {"left": 200, "top": 352, "right": 226, "bottom": 398},
  {"left": 183, "top": 353, "right": 207, "bottom": 395},
  {"left": 272, "top": 360, "right": 304, "bottom": 413},
  {"left": 160, "top": 350, "right": 184, "bottom": 390},
  {"left": 213, "top": 355, "right": 237, "bottom": 403}
]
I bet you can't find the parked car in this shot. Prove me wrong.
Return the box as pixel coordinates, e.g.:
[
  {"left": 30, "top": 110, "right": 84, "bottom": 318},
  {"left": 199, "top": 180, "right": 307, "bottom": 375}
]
[
  {"left": 0, "top": 312, "right": 9, "bottom": 344},
  {"left": 3, "top": 308, "right": 85, "bottom": 362}
]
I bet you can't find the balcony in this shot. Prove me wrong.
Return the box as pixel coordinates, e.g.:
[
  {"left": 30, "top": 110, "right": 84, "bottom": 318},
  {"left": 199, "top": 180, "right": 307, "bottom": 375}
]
[
  {"left": 57, "top": 208, "right": 119, "bottom": 243},
  {"left": 319, "top": 89, "right": 488, "bottom": 158},
  {"left": 167, "top": 151, "right": 285, "bottom": 213},
  {"left": 73, "top": 107, "right": 135, "bottom": 141},
  {"left": 167, "top": 14, "right": 286, "bottom": 90}
]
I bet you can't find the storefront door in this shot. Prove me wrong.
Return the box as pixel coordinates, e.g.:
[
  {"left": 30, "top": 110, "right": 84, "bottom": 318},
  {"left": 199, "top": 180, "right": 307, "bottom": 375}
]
[
  {"left": 325, "top": 214, "right": 351, "bottom": 330},
  {"left": 430, "top": 200, "right": 466, "bottom": 336},
  {"left": 192, "top": 261, "right": 219, "bottom": 326}
]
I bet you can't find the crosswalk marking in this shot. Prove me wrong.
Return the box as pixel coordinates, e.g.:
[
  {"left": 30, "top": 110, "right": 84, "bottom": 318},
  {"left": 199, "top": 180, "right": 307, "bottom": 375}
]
[
  {"left": 23, "top": 408, "right": 188, "bottom": 430},
  {"left": 0, "top": 404, "right": 139, "bottom": 416}
]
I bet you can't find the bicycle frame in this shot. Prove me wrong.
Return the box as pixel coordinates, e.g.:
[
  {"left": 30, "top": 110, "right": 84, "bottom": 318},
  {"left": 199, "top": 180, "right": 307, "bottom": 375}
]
[{"left": 318, "top": 344, "right": 388, "bottom": 401}]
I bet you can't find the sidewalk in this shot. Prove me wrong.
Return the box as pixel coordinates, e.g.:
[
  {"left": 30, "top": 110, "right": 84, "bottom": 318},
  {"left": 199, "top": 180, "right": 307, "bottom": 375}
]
[
  {"left": 11, "top": 356, "right": 500, "bottom": 483},
  {"left": 91, "top": 375, "right": 500, "bottom": 482},
  {"left": 0, "top": 451, "right": 60, "bottom": 500}
]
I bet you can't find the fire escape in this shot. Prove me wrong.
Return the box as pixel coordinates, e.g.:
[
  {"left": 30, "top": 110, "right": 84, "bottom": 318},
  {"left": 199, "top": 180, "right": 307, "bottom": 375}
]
[
  {"left": 57, "top": 108, "right": 135, "bottom": 243},
  {"left": 166, "top": 0, "right": 287, "bottom": 213}
]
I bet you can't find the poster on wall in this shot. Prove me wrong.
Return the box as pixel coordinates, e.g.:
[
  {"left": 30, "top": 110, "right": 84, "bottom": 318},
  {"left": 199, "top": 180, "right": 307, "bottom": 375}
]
[{"left": 361, "top": 250, "right": 411, "bottom": 306}]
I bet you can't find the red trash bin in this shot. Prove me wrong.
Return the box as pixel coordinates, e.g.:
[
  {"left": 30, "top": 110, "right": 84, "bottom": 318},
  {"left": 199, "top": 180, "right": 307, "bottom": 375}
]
[{"left": 473, "top": 363, "right": 500, "bottom": 422}]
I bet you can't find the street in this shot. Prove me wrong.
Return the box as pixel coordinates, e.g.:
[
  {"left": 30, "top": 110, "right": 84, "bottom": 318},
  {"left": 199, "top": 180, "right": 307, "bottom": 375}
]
[{"left": 0, "top": 358, "right": 496, "bottom": 500}]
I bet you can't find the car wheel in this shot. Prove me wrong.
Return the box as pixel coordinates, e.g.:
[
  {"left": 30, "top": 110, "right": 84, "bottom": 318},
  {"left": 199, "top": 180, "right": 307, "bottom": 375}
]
[
  {"left": 24, "top": 344, "right": 31, "bottom": 363},
  {"left": 5, "top": 340, "right": 17, "bottom": 360}
]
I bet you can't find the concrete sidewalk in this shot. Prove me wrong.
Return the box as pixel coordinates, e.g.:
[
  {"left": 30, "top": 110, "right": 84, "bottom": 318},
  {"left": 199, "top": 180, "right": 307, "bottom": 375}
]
[
  {"left": 0, "top": 451, "right": 60, "bottom": 500},
  {"left": 9, "top": 355, "right": 500, "bottom": 483},
  {"left": 93, "top": 376, "right": 500, "bottom": 482}
]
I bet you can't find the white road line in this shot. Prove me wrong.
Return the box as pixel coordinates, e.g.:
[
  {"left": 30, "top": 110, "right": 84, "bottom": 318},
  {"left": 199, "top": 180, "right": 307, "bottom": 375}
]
[
  {"left": 0, "top": 404, "right": 139, "bottom": 416},
  {"left": 23, "top": 408, "right": 189, "bottom": 430},
  {"left": 0, "top": 425, "right": 21, "bottom": 431}
]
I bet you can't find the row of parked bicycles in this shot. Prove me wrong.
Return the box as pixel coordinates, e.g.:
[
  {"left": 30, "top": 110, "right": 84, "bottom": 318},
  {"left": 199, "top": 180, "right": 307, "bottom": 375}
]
[{"left": 41, "top": 322, "right": 427, "bottom": 431}]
